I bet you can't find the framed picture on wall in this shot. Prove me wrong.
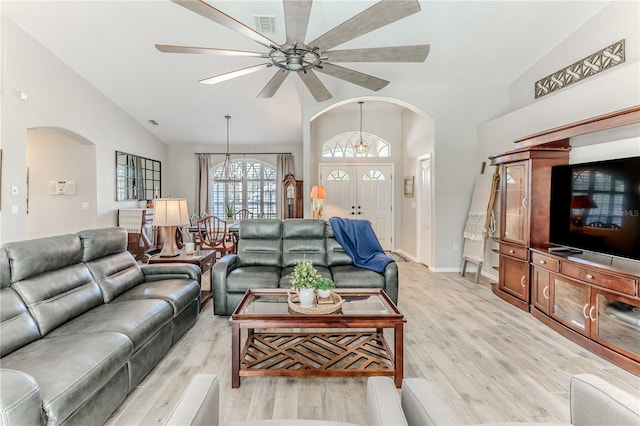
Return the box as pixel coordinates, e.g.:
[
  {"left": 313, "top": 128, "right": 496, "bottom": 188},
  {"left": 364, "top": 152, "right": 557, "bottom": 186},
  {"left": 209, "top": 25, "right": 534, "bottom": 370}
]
[{"left": 403, "top": 176, "right": 414, "bottom": 198}]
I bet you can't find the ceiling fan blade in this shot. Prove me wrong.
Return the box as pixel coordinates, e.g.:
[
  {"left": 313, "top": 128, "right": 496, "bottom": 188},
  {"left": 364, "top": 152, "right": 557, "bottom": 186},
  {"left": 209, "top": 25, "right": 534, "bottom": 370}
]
[
  {"left": 199, "top": 63, "right": 271, "bottom": 85},
  {"left": 155, "top": 44, "right": 265, "bottom": 57},
  {"left": 258, "top": 70, "right": 290, "bottom": 98},
  {"left": 325, "top": 45, "right": 430, "bottom": 63},
  {"left": 171, "top": 0, "right": 280, "bottom": 50},
  {"left": 315, "top": 63, "right": 389, "bottom": 92},
  {"left": 284, "top": 0, "right": 313, "bottom": 46},
  {"left": 298, "top": 70, "right": 332, "bottom": 102},
  {"left": 309, "top": 0, "right": 420, "bottom": 52}
]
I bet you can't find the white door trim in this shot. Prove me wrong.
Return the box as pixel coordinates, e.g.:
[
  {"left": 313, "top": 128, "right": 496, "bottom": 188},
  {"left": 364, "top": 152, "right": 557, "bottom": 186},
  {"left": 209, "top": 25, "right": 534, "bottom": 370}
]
[{"left": 416, "top": 154, "right": 432, "bottom": 267}]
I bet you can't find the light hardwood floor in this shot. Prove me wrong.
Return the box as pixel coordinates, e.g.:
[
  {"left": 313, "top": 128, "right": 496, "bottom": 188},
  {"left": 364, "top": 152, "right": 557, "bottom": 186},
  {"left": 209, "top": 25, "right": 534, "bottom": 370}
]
[{"left": 106, "top": 261, "right": 639, "bottom": 425}]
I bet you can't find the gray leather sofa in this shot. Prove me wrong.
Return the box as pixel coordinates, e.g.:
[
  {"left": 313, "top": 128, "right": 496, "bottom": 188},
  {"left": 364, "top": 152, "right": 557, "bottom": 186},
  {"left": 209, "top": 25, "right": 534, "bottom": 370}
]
[
  {"left": 0, "top": 227, "right": 201, "bottom": 425},
  {"left": 212, "top": 219, "right": 398, "bottom": 316}
]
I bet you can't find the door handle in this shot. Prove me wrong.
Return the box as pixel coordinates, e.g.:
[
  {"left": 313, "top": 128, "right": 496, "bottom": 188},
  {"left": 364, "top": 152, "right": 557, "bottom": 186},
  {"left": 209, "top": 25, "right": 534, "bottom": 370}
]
[{"left": 589, "top": 306, "right": 596, "bottom": 322}]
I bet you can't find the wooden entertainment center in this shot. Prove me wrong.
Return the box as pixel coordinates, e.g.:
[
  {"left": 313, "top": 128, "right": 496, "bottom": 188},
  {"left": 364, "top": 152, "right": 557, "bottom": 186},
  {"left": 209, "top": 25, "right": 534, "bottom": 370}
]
[{"left": 490, "top": 106, "right": 640, "bottom": 374}]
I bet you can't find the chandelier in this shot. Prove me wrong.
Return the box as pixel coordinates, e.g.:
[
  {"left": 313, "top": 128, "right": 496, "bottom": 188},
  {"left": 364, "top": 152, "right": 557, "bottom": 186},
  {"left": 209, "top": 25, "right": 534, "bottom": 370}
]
[
  {"left": 214, "top": 115, "right": 242, "bottom": 182},
  {"left": 355, "top": 101, "right": 368, "bottom": 155}
]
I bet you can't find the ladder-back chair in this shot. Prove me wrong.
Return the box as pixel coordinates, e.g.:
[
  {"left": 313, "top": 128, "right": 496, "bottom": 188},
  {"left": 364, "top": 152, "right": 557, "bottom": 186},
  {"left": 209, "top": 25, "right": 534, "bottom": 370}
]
[{"left": 197, "top": 215, "right": 235, "bottom": 259}]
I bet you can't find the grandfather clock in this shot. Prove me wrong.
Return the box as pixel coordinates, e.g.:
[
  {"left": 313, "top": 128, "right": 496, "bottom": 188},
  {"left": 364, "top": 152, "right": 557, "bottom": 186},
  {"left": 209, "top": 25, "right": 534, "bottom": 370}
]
[{"left": 282, "top": 175, "right": 303, "bottom": 218}]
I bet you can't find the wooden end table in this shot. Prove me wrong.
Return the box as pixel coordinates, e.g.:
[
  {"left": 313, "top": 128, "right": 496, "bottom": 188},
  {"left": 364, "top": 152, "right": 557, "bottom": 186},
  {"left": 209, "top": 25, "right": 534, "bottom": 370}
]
[
  {"left": 148, "top": 249, "right": 215, "bottom": 309},
  {"left": 229, "top": 288, "right": 406, "bottom": 388}
]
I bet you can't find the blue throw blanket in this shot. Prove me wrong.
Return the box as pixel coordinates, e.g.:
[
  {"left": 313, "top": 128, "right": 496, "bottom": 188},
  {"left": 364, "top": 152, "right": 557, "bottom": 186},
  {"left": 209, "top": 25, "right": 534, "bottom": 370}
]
[{"left": 329, "top": 217, "right": 394, "bottom": 273}]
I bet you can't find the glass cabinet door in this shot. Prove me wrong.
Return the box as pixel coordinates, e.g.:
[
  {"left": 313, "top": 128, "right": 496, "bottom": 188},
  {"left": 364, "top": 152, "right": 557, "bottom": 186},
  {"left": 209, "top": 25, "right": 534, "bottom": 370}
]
[
  {"left": 593, "top": 291, "right": 640, "bottom": 362},
  {"left": 550, "top": 275, "right": 591, "bottom": 336},
  {"left": 502, "top": 162, "right": 528, "bottom": 244}
]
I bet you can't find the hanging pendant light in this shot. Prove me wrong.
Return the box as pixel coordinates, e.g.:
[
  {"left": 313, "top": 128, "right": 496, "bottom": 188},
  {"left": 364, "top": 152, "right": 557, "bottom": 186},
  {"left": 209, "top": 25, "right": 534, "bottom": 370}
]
[
  {"left": 355, "top": 101, "right": 368, "bottom": 155},
  {"left": 214, "top": 115, "right": 242, "bottom": 182}
]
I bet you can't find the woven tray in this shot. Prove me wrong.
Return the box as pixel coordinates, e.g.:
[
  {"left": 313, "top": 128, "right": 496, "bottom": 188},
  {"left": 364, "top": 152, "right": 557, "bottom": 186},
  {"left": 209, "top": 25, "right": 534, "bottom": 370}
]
[{"left": 287, "top": 292, "right": 344, "bottom": 315}]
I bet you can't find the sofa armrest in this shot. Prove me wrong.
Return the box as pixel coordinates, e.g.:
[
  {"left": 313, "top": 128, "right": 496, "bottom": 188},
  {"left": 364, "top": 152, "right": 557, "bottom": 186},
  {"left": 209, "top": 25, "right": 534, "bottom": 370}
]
[
  {"left": 0, "top": 369, "right": 42, "bottom": 426},
  {"left": 570, "top": 374, "right": 640, "bottom": 426},
  {"left": 400, "top": 378, "right": 462, "bottom": 426},
  {"left": 366, "top": 377, "right": 407, "bottom": 426},
  {"left": 212, "top": 254, "right": 238, "bottom": 315},
  {"left": 141, "top": 263, "right": 201, "bottom": 283},
  {"left": 383, "top": 261, "right": 399, "bottom": 305},
  {"left": 165, "top": 374, "right": 219, "bottom": 426}
]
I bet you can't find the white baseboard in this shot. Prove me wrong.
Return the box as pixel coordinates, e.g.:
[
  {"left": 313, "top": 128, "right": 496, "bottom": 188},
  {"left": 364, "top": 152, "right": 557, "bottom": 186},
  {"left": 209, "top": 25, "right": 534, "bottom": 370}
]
[{"left": 394, "top": 249, "right": 418, "bottom": 263}]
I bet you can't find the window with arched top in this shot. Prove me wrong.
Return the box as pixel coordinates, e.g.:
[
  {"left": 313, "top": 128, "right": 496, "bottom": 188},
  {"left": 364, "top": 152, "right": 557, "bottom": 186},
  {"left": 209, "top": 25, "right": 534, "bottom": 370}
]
[
  {"left": 322, "top": 132, "right": 390, "bottom": 157},
  {"left": 362, "top": 170, "right": 386, "bottom": 181},
  {"left": 327, "top": 170, "right": 351, "bottom": 181}
]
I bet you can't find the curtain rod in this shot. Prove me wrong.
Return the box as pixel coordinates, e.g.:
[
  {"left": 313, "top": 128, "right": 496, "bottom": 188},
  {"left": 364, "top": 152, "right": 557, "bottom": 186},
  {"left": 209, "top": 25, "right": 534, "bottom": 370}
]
[{"left": 194, "top": 152, "right": 292, "bottom": 155}]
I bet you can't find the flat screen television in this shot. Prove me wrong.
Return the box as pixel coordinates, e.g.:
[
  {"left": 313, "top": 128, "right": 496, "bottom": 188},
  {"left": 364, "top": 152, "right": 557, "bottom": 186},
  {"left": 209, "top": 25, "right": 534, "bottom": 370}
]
[{"left": 549, "top": 156, "right": 640, "bottom": 261}]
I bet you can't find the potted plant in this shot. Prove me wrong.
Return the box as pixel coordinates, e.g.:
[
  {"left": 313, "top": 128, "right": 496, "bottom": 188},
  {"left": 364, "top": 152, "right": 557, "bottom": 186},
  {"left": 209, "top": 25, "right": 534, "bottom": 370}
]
[
  {"left": 290, "top": 259, "right": 320, "bottom": 307},
  {"left": 315, "top": 277, "right": 335, "bottom": 299},
  {"left": 225, "top": 202, "right": 234, "bottom": 222}
]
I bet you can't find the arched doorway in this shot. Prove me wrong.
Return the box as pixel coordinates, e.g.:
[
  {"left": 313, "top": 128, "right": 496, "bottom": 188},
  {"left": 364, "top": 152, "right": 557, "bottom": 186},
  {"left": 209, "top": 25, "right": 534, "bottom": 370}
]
[{"left": 26, "top": 127, "right": 97, "bottom": 238}]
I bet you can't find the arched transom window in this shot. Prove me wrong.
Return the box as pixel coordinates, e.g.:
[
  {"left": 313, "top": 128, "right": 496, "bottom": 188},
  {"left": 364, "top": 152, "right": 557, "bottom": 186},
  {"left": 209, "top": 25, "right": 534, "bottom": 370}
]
[{"left": 322, "top": 132, "right": 390, "bottom": 157}]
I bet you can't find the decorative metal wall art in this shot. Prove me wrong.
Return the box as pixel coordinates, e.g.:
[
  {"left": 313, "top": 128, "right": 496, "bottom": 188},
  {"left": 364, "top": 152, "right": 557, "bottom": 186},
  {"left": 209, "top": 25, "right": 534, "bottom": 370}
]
[{"left": 534, "top": 39, "right": 625, "bottom": 99}]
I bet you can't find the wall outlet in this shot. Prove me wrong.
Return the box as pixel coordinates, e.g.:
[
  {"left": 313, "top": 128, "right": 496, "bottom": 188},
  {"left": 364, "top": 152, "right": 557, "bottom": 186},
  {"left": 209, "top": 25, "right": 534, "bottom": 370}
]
[
  {"left": 11, "top": 205, "right": 18, "bottom": 215},
  {"left": 453, "top": 242, "right": 459, "bottom": 251},
  {"left": 81, "top": 202, "right": 90, "bottom": 210}
]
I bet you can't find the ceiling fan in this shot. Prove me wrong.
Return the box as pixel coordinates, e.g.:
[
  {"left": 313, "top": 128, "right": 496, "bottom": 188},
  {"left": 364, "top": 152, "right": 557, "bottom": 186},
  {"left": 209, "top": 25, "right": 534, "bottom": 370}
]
[{"left": 156, "top": 0, "right": 430, "bottom": 102}]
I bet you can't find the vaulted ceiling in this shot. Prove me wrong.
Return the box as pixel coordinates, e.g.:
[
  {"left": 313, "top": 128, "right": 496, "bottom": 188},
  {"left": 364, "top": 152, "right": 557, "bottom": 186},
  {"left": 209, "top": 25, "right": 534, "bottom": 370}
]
[{"left": 2, "top": 1, "right": 609, "bottom": 146}]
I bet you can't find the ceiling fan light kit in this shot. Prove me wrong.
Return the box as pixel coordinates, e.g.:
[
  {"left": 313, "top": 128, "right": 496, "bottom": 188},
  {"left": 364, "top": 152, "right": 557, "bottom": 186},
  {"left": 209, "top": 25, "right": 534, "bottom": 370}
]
[{"left": 156, "top": 0, "right": 430, "bottom": 102}]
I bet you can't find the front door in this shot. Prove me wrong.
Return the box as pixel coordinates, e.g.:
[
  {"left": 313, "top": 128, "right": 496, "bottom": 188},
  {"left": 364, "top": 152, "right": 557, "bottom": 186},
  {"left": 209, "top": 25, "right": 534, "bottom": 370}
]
[{"left": 320, "top": 164, "right": 393, "bottom": 250}]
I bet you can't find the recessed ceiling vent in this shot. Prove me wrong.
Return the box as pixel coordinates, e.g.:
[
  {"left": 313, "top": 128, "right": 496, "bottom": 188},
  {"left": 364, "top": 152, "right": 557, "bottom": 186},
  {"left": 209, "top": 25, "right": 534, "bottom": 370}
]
[
  {"left": 254, "top": 15, "right": 276, "bottom": 34},
  {"left": 148, "top": 119, "right": 159, "bottom": 126}
]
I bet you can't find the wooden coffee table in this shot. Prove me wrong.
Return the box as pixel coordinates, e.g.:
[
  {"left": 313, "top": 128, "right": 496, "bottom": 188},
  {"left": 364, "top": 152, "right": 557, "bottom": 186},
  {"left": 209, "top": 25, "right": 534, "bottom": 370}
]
[{"left": 229, "top": 288, "right": 405, "bottom": 388}]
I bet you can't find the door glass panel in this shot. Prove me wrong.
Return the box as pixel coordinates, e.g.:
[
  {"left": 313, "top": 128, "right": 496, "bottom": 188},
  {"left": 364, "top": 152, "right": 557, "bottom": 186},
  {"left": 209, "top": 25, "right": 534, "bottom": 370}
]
[
  {"left": 552, "top": 277, "right": 587, "bottom": 332},
  {"left": 597, "top": 294, "right": 640, "bottom": 355},
  {"left": 503, "top": 163, "right": 526, "bottom": 243}
]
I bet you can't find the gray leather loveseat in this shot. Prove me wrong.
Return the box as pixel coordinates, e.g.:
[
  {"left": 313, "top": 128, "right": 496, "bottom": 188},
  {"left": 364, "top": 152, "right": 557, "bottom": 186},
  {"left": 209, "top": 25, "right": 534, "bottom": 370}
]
[
  {"left": 0, "top": 227, "right": 201, "bottom": 425},
  {"left": 212, "top": 219, "right": 398, "bottom": 315}
]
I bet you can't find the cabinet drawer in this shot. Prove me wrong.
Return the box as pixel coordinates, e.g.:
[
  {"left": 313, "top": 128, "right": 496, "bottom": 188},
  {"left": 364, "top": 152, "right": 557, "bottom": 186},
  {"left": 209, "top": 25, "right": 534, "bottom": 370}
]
[
  {"left": 561, "top": 263, "right": 636, "bottom": 296},
  {"left": 531, "top": 253, "right": 559, "bottom": 272},
  {"left": 499, "top": 244, "right": 528, "bottom": 260}
]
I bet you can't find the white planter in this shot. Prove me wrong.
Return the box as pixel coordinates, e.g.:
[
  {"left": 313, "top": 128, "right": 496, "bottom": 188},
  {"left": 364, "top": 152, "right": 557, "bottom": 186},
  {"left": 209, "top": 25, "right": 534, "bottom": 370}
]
[
  {"left": 317, "top": 289, "right": 332, "bottom": 299},
  {"left": 298, "top": 288, "right": 315, "bottom": 307}
]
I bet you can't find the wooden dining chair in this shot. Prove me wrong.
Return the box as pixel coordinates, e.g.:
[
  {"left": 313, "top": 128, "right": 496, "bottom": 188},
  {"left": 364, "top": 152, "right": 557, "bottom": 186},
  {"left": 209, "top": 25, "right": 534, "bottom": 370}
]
[
  {"left": 197, "top": 215, "right": 235, "bottom": 259},
  {"left": 233, "top": 208, "right": 253, "bottom": 221}
]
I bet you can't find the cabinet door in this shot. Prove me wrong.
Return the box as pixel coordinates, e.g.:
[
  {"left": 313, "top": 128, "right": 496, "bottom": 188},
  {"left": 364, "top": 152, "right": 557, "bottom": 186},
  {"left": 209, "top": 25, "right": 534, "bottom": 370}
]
[
  {"left": 550, "top": 274, "right": 591, "bottom": 336},
  {"left": 531, "top": 266, "right": 550, "bottom": 314},
  {"left": 499, "top": 256, "right": 529, "bottom": 301},
  {"left": 591, "top": 290, "right": 640, "bottom": 362},
  {"left": 502, "top": 162, "right": 528, "bottom": 244}
]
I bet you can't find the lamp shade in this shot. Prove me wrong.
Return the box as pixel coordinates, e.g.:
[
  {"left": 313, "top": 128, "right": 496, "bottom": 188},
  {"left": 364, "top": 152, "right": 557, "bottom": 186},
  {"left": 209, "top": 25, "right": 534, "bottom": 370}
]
[
  {"left": 310, "top": 185, "right": 327, "bottom": 200},
  {"left": 153, "top": 198, "right": 190, "bottom": 226}
]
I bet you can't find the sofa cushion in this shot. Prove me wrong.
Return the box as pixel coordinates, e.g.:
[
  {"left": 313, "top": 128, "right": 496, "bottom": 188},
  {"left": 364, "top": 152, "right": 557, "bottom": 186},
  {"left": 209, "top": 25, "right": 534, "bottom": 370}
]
[
  {"left": 0, "top": 287, "right": 41, "bottom": 357},
  {"left": 326, "top": 236, "right": 354, "bottom": 267},
  {"left": 280, "top": 265, "right": 332, "bottom": 288},
  {"left": 47, "top": 299, "right": 173, "bottom": 351},
  {"left": 282, "top": 219, "right": 327, "bottom": 267},
  {"left": 1, "top": 331, "right": 133, "bottom": 425},
  {"left": 11, "top": 263, "right": 105, "bottom": 336},
  {"left": 227, "top": 266, "right": 281, "bottom": 293},
  {"left": 237, "top": 220, "right": 283, "bottom": 267},
  {"left": 85, "top": 251, "right": 146, "bottom": 302},
  {"left": 330, "top": 265, "right": 385, "bottom": 288},
  {"left": 113, "top": 278, "right": 201, "bottom": 315},
  {"left": 78, "top": 227, "right": 128, "bottom": 262},
  {"left": 3, "top": 234, "right": 83, "bottom": 282}
]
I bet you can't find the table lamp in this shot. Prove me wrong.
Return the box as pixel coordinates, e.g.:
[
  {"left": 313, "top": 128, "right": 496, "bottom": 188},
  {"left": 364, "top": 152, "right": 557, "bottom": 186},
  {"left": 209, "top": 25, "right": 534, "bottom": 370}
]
[
  {"left": 310, "top": 185, "right": 327, "bottom": 219},
  {"left": 154, "top": 198, "right": 190, "bottom": 257}
]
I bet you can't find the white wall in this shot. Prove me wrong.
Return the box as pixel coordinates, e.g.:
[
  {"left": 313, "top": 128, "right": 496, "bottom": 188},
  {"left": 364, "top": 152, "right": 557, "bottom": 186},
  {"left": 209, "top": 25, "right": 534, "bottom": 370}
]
[
  {"left": 26, "top": 127, "right": 97, "bottom": 238},
  {"left": 1, "top": 18, "right": 168, "bottom": 243}
]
